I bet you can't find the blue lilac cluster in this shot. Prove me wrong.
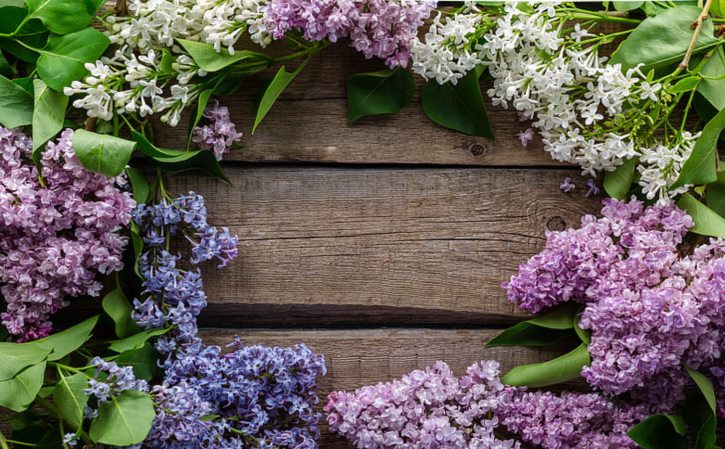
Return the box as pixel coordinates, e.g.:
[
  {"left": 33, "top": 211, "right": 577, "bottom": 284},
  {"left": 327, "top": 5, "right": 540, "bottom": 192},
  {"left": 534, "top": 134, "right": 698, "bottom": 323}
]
[
  {"left": 132, "top": 193, "right": 327, "bottom": 448},
  {"left": 84, "top": 357, "right": 149, "bottom": 419}
]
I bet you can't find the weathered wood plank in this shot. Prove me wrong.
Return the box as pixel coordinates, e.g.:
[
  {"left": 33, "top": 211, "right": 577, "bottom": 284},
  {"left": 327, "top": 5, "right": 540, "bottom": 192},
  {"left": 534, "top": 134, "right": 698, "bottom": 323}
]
[
  {"left": 167, "top": 166, "right": 601, "bottom": 325},
  {"left": 200, "top": 328, "right": 559, "bottom": 449},
  {"left": 154, "top": 44, "right": 557, "bottom": 166}
]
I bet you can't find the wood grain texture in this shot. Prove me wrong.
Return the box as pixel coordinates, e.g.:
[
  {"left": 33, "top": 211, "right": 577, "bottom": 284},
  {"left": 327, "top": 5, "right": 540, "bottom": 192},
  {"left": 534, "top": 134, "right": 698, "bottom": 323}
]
[
  {"left": 200, "top": 328, "right": 559, "bottom": 449},
  {"left": 154, "top": 44, "right": 558, "bottom": 166},
  {"left": 167, "top": 166, "right": 601, "bottom": 326}
]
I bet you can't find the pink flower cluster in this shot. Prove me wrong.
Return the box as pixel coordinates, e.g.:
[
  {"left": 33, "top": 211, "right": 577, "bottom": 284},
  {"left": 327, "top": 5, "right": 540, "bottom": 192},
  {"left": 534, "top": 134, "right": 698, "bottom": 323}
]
[
  {"left": 506, "top": 198, "right": 725, "bottom": 415},
  {"left": 325, "top": 360, "right": 520, "bottom": 449},
  {"left": 191, "top": 101, "right": 243, "bottom": 161},
  {"left": 0, "top": 128, "right": 134, "bottom": 341},
  {"left": 262, "top": 0, "right": 435, "bottom": 67}
]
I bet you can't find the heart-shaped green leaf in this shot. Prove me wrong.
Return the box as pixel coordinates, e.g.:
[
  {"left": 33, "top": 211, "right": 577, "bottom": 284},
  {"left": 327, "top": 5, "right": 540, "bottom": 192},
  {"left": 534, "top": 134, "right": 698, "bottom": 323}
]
[
  {"left": 89, "top": 389, "right": 155, "bottom": 446},
  {"left": 347, "top": 68, "right": 414, "bottom": 125},
  {"left": 72, "top": 129, "right": 136, "bottom": 177}
]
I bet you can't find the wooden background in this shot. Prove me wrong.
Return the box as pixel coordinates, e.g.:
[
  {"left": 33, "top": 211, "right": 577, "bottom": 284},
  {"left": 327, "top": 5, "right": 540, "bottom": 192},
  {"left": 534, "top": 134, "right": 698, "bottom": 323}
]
[{"left": 157, "top": 44, "right": 612, "bottom": 448}]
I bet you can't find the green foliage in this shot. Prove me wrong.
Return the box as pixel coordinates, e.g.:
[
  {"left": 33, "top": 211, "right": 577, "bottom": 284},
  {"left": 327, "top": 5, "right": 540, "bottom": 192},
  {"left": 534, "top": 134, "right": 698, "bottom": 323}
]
[
  {"left": 677, "top": 194, "right": 725, "bottom": 238},
  {"left": 108, "top": 327, "right": 169, "bottom": 353},
  {"left": 126, "top": 167, "right": 150, "bottom": 204},
  {"left": 30, "top": 316, "right": 98, "bottom": 361},
  {"left": 177, "top": 38, "right": 269, "bottom": 72},
  {"left": 53, "top": 372, "right": 88, "bottom": 429},
  {"left": 0, "top": 343, "right": 50, "bottom": 380},
  {"left": 31, "top": 78, "right": 67, "bottom": 164},
  {"left": 0, "top": 362, "right": 46, "bottom": 412},
  {"left": 346, "top": 68, "right": 415, "bottom": 125},
  {"left": 682, "top": 394, "right": 718, "bottom": 449},
  {"left": 254, "top": 60, "right": 310, "bottom": 133},
  {"left": 89, "top": 389, "right": 155, "bottom": 446},
  {"left": 603, "top": 158, "right": 636, "bottom": 200},
  {"left": 36, "top": 27, "right": 110, "bottom": 91},
  {"left": 671, "top": 108, "right": 725, "bottom": 189},
  {"left": 25, "top": 0, "right": 101, "bottom": 34},
  {"left": 685, "top": 366, "right": 717, "bottom": 414},
  {"left": 421, "top": 68, "right": 493, "bottom": 138},
  {"left": 0, "top": 73, "right": 33, "bottom": 128},
  {"left": 628, "top": 414, "right": 688, "bottom": 449},
  {"left": 72, "top": 129, "right": 136, "bottom": 177},
  {"left": 501, "top": 343, "right": 590, "bottom": 387},
  {"left": 115, "top": 343, "right": 158, "bottom": 381},
  {"left": 698, "top": 49, "right": 725, "bottom": 111},
  {"left": 612, "top": 1, "right": 643, "bottom": 11},
  {"left": 706, "top": 173, "right": 725, "bottom": 217},
  {"left": 486, "top": 303, "right": 578, "bottom": 348},
  {"left": 132, "top": 131, "right": 229, "bottom": 182},
  {"left": 102, "top": 288, "right": 142, "bottom": 339},
  {"left": 610, "top": 6, "right": 719, "bottom": 71}
]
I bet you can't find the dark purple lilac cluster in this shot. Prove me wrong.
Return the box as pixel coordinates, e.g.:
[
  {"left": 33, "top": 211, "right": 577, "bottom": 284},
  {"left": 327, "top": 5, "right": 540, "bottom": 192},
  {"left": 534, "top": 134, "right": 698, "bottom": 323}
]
[
  {"left": 132, "top": 193, "right": 327, "bottom": 449},
  {"left": 505, "top": 198, "right": 725, "bottom": 417}
]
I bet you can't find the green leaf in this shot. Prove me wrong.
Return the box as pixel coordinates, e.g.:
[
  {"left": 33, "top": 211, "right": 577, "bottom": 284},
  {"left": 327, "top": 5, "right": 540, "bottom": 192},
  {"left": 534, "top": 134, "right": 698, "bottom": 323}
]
[
  {"left": 0, "top": 361, "right": 46, "bottom": 412},
  {"left": 31, "top": 78, "right": 67, "bottom": 165},
  {"left": 421, "top": 69, "right": 493, "bottom": 138},
  {"left": 347, "top": 68, "right": 415, "bottom": 125},
  {"left": 603, "top": 158, "right": 636, "bottom": 199},
  {"left": 610, "top": 6, "right": 719, "bottom": 71},
  {"left": 668, "top": 76, "right": 701, "bottom": 93},
  {"left": 130, "top": 221, "right": 143, "bottom": 278},
  {"left": 671, "top": 108, "right": 725, "bottom": 189},
  {"left": 713, "top": 0, "right": 725, "bottom": 16},
  {"left": 132, "top": 131, "right": 228, "bottom": 182},
  {"left": 102, "top": 288, "right": 141, "bottom": 339},
  {"left": 0, "top": 50, "right": 12, "bottom": 76},
  {"left": 486, "top": 303, "right": 578, "bottom": 348},
  {"left": 682, "top": 394, "right": 717, "bottom": 449},
  {"left": 30, "top": 316, "right": 98, "bottom": 361},
  {"left": 53, "top": 372, "right": 88, "bottom": 429},
  {"left": 706, "top": 173, "right": 725, "bottom": 217},
  {"left": 254, "top": 60, "right": 309, "bottom": 133},
  {"left": 89, "top": 389, "right": 155, "bottom": 446},
  {"left": 25, "top": 0, "right": 100, "bottom": 34},
  {"left": 108, "top": 327, "right": 168, "bottom": 353},
  {"left": 501, "top": 343, "right": 590, "bottom": 387},
  {"left": 190, "top": 88, "right": 213, "bottom": 131},
  {"left": 685, "top": 365, "right": 717, "bottom": 414},
  {"left": 697, "top": 49, "right": 725, "bottom": 111},
  {"left": 0, "top": 343, "right": 50, "bottom": 381},
  {"left": 0, "top": 6, "right": 48, "bottom": 63},
  {"left": 125, "top": 167, "right": 150, "bottom": 204},
  {"left": 115, "top": 343, "right": 158, "bottom": 381},
  {"left": 72, "top": 129, "right": 136, "bottom": 177},
  {"left": 628, "top": 414, "right": 689, "bottom": 449},
  {"left": 176, "top": 39, "right": 269, "bottom": 72},
  {"left": 613, "top": 1, "right": 643, "bottom": 11},
  {"left": 0, "top": 73, "right": 33, "bottom": 127},
  {"left": 677, "top": 194, "right": 725, "bottom": 238},
  {"left": 36, "top": 27, "right": 110, "bottom": 91}
]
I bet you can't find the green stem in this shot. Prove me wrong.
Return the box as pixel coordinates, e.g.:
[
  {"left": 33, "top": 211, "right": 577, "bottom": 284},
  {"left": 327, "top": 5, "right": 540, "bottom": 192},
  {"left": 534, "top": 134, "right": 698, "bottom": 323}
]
[{"left": 564, "top": 10, "right": 641, "bottom": 25}]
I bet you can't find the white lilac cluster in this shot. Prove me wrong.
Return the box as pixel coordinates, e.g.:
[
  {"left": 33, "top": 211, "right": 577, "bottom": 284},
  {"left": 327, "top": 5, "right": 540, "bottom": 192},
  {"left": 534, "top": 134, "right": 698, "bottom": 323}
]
[
  {"left": 65, "top": 0, "right": 269, "bottom": 126},
  {"left": 411, "top": 1, "right": 696, "bottom": 203}
]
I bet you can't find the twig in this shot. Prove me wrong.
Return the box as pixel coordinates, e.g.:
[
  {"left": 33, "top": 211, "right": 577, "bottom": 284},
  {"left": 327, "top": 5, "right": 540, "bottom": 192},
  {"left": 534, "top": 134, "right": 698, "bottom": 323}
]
[
  {"left": 85, "top": 117, "right": 98, "bottom": 131},
  {"left": 679, "top": 0, "right": 715, "bottom": 70},
  {"left": 115, "top": 0, "right": 127, "bottom": 16}
]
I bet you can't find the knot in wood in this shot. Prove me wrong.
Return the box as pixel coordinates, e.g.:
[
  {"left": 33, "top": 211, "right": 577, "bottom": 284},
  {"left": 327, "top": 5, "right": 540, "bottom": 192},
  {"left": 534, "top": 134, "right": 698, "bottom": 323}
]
[
  {"left": 547, "top": 216, "right": 567, "bottom": 232},
  {"left": 469, "top": 143, "right": 486, "bottom": 156}
]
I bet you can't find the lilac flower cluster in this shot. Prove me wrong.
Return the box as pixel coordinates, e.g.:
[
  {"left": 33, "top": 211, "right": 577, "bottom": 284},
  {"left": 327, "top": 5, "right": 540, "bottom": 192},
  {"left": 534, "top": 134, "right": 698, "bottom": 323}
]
[
  {"left": 505, "top": 198, "right": 725, "bottom": 415},
  {"left": 132, "top": 194, "right": 327, "bottom": 448},
  {"left": 0, "top": 127, "right": 134, "bottom": 341},
  {"left": 261, "top": 0, "right": 436, "bottom": 68},
  {"left": 191, "top": 101, "right": 243, "bottom": 161},
  {"left": 325, "top": 360, "right": 520, "bottom": 449},
  {"left": 497, "top": 391, "right": 652, "bottom": 449},
  {"left": 84, "top": 357, "right": 149, "bottom": 419}
]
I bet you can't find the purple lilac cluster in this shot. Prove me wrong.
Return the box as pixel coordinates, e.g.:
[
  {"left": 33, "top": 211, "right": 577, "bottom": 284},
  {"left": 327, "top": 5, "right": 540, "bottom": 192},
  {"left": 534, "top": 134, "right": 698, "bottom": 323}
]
[
  {"left": 505, "top": 198, "right": 725, "bottom": 415},
  {"left": 325, "top": 360, "right": 520, "bottom": 449},
  {"left": 261, "top": 0, "right": 436, "bottom": 68},
  {"left": 132, "top": 194, "right": 327, "bottom": 448},
  {"left": 497, "top": 391, "right": 652, "bottom": 449},
  {"left": 191, "top": 101, "right": 243, "bottom": 161},
  {"left": 0, "top": 127, "right": 134, "bottom": 341}
]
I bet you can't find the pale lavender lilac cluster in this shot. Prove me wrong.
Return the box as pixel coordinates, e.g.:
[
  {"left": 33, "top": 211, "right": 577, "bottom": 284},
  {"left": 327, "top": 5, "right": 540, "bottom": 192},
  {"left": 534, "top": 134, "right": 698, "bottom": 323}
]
[
  {"left": 261, "top": 0, "right": 436, "bottom": 67},
  {"left": 0, "top": 127, "right": 134, "bottom": 341},
  {"left": 497, "top": 391, "right": 652, "bottom": 449},
  {"left": 132, "top": 195, "right": 327, "bottom": 448},
  {"left": 84, "top": 357, "right": 149, "bottom": 418},
  {"left": 191, "top": 101, "right": 243, "bottom": 161},
  {"left": 506, "top": 198, "right": 725, "bottom": 415},
  {"left": 325, "top": 360, "right": 520, "bottom": 449}
]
